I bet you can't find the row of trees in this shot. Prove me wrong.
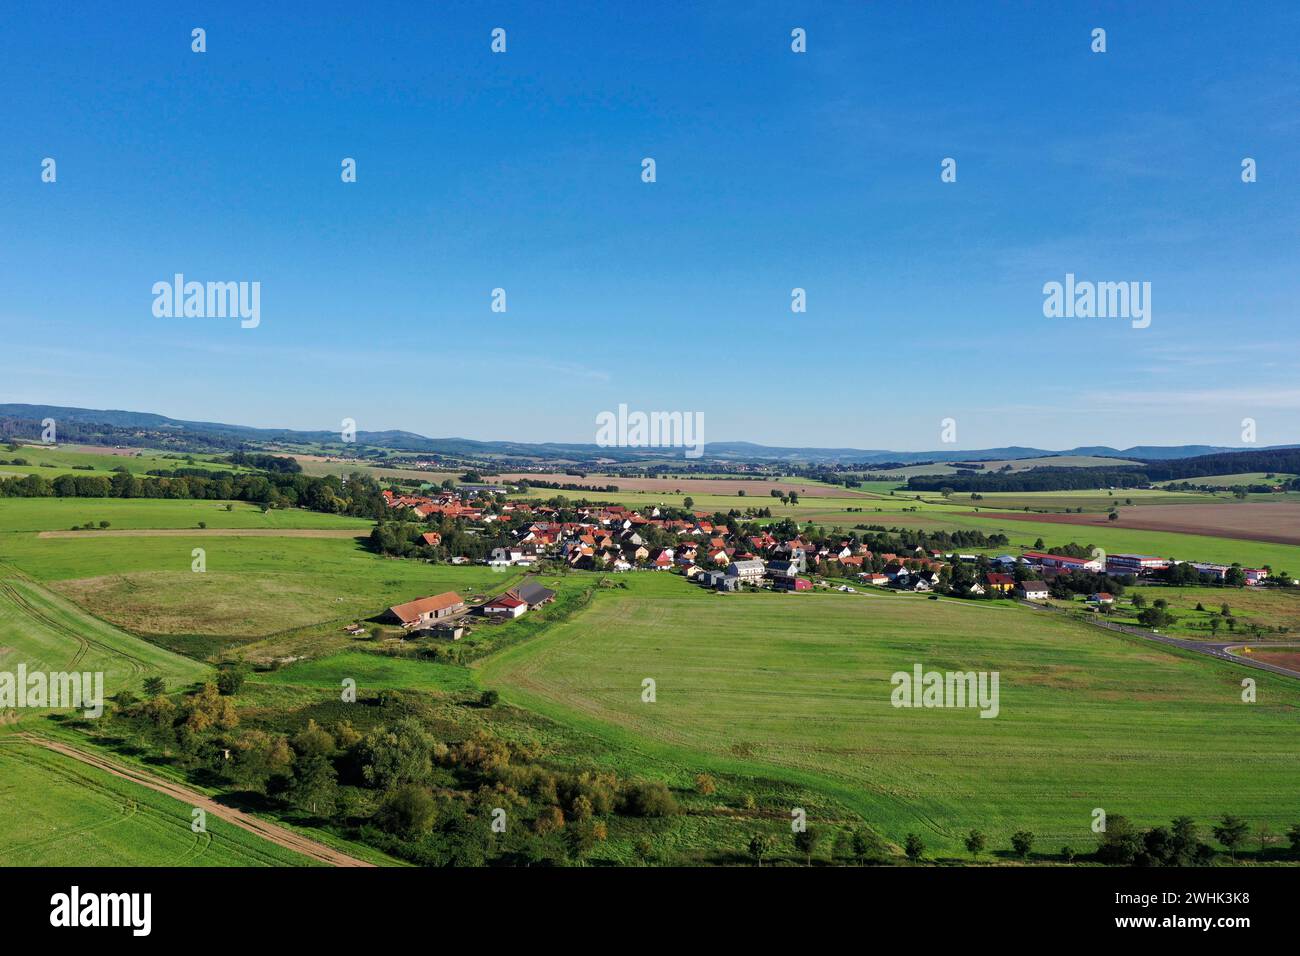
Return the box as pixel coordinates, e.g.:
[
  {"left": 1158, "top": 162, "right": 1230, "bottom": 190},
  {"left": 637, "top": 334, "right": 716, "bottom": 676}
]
[
  {"left": 746, "top": 815, "right": 1300, "bottom": 866},
  {"left": 0, "top": 465, "right": 389, "bottom": 518}
]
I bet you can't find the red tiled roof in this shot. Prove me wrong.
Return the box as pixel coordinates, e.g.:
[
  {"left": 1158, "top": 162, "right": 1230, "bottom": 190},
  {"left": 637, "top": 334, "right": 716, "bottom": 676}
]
[{"left": 387, "top": 592, "right": 464, "bottom": 624}]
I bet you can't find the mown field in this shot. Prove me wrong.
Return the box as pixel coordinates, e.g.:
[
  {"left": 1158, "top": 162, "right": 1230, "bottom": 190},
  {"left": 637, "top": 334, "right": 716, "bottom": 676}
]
[
  {"left": 0, "top": 737, "right": 317, "bottom": 866},
  {"left": 478, "top": 573, "right": 1300, "bottom": 855}
]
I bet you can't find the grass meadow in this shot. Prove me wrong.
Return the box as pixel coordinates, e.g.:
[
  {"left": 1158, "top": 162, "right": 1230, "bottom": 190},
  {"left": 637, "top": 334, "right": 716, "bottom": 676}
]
[
  {"left": 0, "top": 498, "right": 373, "bottom": 533},
  {"left": 478, "top": 573, "right": 1300, "bottom": 855},
  {"left": 0, "top": 532, "right": 511, "bottom": 659}
]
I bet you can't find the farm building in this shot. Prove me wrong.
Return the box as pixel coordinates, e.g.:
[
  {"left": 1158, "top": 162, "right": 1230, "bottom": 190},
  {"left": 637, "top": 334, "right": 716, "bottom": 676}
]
[
  {"left": 415, "top": 622, "right": 464, "bottom": 640},
  {"left": 509, "top": 578, "right": 557, "bottom": 609},
  {"left": 1022, "top": 551, "right": 1104, "bottom": 572},
  {"left": 482, "top": 594, "right": 528, "bottom": 618},
  {"left": 383, "top": 592, "right": 466, "bottom": 628},
  {"left": 1105, "top": 554, "right": 1170, "bottom": 575}
]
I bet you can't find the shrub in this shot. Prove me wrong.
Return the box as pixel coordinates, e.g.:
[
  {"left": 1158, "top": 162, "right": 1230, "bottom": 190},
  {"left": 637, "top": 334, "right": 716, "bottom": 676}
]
[{"left": 621, "top": 780, "right": 679, "bottom": 817}]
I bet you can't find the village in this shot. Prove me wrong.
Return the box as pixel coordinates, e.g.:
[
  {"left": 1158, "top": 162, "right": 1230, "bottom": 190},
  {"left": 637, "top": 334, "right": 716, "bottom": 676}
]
[{"left": 368, "top": 486, "right": 1278, "bottom": 638}]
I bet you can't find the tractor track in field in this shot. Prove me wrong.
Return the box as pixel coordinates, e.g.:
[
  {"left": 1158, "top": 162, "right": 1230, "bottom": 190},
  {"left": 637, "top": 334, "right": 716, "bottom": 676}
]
[
  {"left": 0, "top": 579, "right": 148, "bottom": 676},
  {"left": 13, "top": 734, "right": 375, "bottom": 867}
]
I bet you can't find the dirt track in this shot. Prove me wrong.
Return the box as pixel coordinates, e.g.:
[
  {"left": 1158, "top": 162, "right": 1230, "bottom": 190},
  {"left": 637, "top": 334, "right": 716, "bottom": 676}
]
[
  {"left": 972, "top": 502, "right": 1300, "bottom": 547},
  {"left": 37, "top": 528, "right": 366, "bottom": 539},
  {"left": 16, "top": 734, "right": 375, "bottom": 867}
]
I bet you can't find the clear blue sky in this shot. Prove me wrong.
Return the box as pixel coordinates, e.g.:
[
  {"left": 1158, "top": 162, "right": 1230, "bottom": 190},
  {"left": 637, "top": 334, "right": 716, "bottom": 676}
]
[{"left": 2, "top": 2, "right": 1297, "bottom": 451}]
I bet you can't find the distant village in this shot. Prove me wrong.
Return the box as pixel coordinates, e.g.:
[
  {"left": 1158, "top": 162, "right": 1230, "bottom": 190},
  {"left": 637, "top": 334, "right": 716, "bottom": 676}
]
[{"left": 369, "top": 487, "right": 1280, "bottom": 637}]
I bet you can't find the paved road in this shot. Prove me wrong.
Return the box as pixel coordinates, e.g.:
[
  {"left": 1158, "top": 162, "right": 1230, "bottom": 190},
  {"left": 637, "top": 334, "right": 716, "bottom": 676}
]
[{"left": 1022, "top": 602, "right": 1300, "bottom": 681}]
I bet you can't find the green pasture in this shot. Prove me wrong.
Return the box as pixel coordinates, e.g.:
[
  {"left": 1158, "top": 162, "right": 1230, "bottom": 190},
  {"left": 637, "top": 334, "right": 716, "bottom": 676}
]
[
  {"left": 0, "top": 498, "right": 372, "bottom": 533},
  {"left": 478, "top": 573, "right": 1300, "bottom": 855}
]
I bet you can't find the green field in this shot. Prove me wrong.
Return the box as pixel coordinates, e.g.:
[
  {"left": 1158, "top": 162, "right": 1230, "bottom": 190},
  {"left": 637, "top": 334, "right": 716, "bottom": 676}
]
[
  {"left": 478, "top": 573, "right": 1300, "bottom": 855},
  {"left": 0, "top": 498, "right": 373, "bottom": 533},
  {"left": 1103, "top": 586, "right": 1300, "bottom": 640},
  {"left": 253, "top": 650, "right": 477, "bottom": 695},
  {"left": 0, "top": 531, "right": 517, "bottom": 660},
  {"left": 0, "top": 576, "right": 208, "bottom": 700},
  {"left": 0, "top": 443, "right": 244, "bottom": 477},
  {"left": 0, "top": 738, "right": 317, "bottom": 865},
  {"left": 1156, "top": 473, "right": 1296, "bottom": 488}
]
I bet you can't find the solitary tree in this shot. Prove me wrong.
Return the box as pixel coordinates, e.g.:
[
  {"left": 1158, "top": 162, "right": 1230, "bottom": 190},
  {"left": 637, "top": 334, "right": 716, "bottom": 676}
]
[
  {"left": 748, "top": 833, "right": 775, "bottom": 867},
  {"left": 1213, "top": 815, "right": 1249, "bottom": 862},
  {"left": 143, "top": 676, "right": 166, "bottom": 697},
  {"left": 964, "top": 829, "right": 987, "bottom": 859},
  {"left": 1011, "top": 830, "right": 1035, "bottom": 859},
  {"left": 793, "top": 827, "right": 822, "bottom": 865},
  {"left": 904, "top": 833, "right": 925, "bottom": 862}
]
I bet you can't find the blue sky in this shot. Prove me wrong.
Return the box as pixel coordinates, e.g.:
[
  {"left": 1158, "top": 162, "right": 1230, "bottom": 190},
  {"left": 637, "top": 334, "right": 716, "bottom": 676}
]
[{"left": 2, "top": 1, "right": 1297, "bottom": 451}]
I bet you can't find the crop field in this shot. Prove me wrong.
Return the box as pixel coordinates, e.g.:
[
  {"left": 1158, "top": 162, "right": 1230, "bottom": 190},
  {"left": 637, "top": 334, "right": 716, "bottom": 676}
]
[
  {"left": 946, "top": 488, "right": 1225, "bottom": 512},
  {"left": 0, "top": 498, "right": 373, "bottom": 533},
  {"left": 478, "top": 573, "right": 1300, "bottom": 854},
  {"left": 0, "top": 532, "right": 509, "bottom": 659},
  {"left": 866, "top": 508, "right": 1300, "bottom": 571},
  {"left": 0, "top": 576, "right": 208, "bottom": 699},
  {"left": 978, "top": 502, "right": 1300, "bottom": 548},
  {"left": 0, "top": 737, "right": 316, "bottom": 866},
  {"left": 496, "top": 473, "right": 863, "bottom": 497}
]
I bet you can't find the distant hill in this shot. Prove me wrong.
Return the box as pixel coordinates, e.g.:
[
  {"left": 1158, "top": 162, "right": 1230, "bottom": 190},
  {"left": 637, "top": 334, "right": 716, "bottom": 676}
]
[{"left": 0, "top": 403, "right": 1294, "bottom": 465}]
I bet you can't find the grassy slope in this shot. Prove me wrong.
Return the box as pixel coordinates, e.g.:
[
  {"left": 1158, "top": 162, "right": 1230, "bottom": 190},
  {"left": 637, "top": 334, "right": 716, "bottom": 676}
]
[
  {"left": 0, "top": 443, "right": 242, "bottom": 477},
  {"left": 0, "top": 738, "right": 318, "bottom": 866},
  {"left": 478, "top": 573, "right": 1300, "bottom": 854},
  {"left": 0, "top": 577, "right": 208, "bottom": 699},
  {"left": 0, "top": 498, "right": 372, "bottom": 533},
  {"left": 0, "top": 534, "right": 507, "bottom": 648}
]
